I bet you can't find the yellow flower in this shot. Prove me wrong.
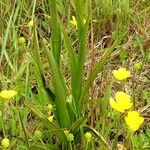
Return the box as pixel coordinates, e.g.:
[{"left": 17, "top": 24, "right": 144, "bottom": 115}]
[
  {"left": 64, "top": 130, "right": 69, "bottom": 136},
  {"left": 112, "top": 68, "right": 131, "bottom": 80},
  {"left": 70, "top": 16, "right": 86, "bottom": 27},
  {"left": 1, "top": 137, "right": 10, "bottom": 148},
  {"left": 109, "top": 91, "right": 132, "bottom": 112},
  {"left": 48, "top": 115, "right": 54, "bottom": 122},
  {"left": 0, "top": 90, "right": 17, "bottom": 100},
  {"left": 125, "top": 111, "right": 144, "bottom": 132},
  {"left": 27, "top": 20, "right": 34, "bottom": 27},
  {"left": 70, "top": 16, "right": 77, "bottom": 26}
]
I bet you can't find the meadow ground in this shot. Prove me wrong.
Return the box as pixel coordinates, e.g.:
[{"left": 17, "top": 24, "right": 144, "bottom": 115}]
[{"left": 0, "top": 0, "right": 150, "bottom": 149}]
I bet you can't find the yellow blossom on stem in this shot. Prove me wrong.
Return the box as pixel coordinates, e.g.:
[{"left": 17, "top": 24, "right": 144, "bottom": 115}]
[
  {"left": 70, "top": 16, "right": 86, "bottom": 28},
  {"left": 1, "top": 137, "right": 10, "bottom": 148},
  {"left": 109, "top": 91, "right": 132, "bottom": 112},
  {"left": 112, "top": 68, "right": 131, "bottom": 80},
  {"left": 125, "top": 111, "right": 144, "bottom": 132},
  {"left": 70, "top": 16, "right": 77, "bottom": 26},
  {"left": 0, "top": 90, "right": 17, "bottom": 100},
  {"left": 48, "top": 115, "right": 54, "bottom": 122}
]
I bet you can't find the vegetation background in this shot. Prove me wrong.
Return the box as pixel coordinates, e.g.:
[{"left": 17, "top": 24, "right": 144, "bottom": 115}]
[{"left": 0, "top": 0, "right": 150, "bottom": 149}]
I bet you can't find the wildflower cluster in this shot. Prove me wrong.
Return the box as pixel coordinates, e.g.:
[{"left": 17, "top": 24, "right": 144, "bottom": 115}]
[{"left": 110, "top": 68, "right": 144, "bottom": 132}]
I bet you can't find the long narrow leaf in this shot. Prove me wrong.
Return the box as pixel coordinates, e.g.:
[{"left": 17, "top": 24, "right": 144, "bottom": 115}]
[
  {"left": 75, "top": 18, "right": 89, "bottom": 113},
  {"left": 60, "top": 23, "right": 77, "bottom": 106},
  {"left": 42, "top": 39, "right": 70, "bottom": 128},
  {"left": 48, "top": 0, "right": 61, "bottom": 65}
]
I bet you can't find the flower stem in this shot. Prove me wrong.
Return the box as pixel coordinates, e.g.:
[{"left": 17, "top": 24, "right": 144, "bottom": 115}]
[{"left": 112, "top": 114, "right": 120, "bottom": 150}]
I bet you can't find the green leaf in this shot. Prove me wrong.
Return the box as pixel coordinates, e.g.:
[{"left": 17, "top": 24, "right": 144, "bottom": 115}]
[
  {"left": 70, "top": 116, "right": 86, "bottom": 134},
  {"left": 42, "top": 39, "right": 70, "bottom": 128},
  {"left": 74, "top": 16, "right": 89, "bottom": 114},
  {"left": 60, "top": 22, "right": 77, "bottom": 104},
  {"left": 48, "top": 0, "right": 61, "bottom": 66}
]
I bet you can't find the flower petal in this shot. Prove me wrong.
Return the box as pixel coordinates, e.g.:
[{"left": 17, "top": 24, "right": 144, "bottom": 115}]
[
  {"left": 0, "top": 90, "right": 17, "bottom": 100},
  {"left": 109, "top": 98, "right": 124, "bottom": 112}
]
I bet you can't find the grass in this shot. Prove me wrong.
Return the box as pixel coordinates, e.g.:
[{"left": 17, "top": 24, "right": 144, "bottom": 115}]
[{"left": 0, "top": 0, "right": 150, "bottom": 149}]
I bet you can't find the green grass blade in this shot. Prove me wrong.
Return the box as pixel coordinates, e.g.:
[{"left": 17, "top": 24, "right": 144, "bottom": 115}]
[
  {"left": 75, "top": 19, "right": 89, "bottom": 113},
  {"left": 60, "top": 23, "right": 77, "bottom": 102},
  {"left": 70, "top": 116, "right": 86, "bottom": 134},
  {"left": 42, "top": 39, "right": 70, "bottom": 128},
  {"left": 48, "top": 0, "right": 61, "bottom": 66},
  {"left": 0, "top": 2, "right": 16, "bottom": 71}
]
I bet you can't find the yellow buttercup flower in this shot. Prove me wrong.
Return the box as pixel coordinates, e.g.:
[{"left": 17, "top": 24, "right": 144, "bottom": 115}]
[
  {"left": 125, "top": 111, "right": 144, "bottom": 132},
  {"left": 109, "top": 91, "right": 132, "bottom": 112},
  {"left": 1, "top": 137, "right": 10, "bottom": 148},
  {"left": 70, "top": 16, "right": 77, "bottom": 26},
  {"left": 112, "top": 68, "right": 131, "bottom": 80},
  {"left": 0, "top": 90, "right": 17, "bottom": 100},
  {"left": 70, "top": 16, "right": 86, "bottom": 28}
]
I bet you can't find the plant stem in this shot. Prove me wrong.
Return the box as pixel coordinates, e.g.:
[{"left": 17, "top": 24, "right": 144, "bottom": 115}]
[
  {"left": 18, "top": 111, "right": 30, "bottom": 150},
  {"left": 85, "top": 142, "right": 89, "bottom": 150},
  {"left": 112, "top": 114, "right": 120, "bottom": 150}
]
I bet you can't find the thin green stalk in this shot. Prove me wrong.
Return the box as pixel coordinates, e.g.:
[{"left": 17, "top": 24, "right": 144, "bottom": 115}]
[
  {"left": 18, "top": 111, "right": 30, "bottom": 150},
  {"left": 131, "top": 132, "right": 134, "bottom": 150},
  {"left": 0, "top": 101, "right": 6, "bottom": 137},
  {"left": 69, "top": 142, "right": 73, "bottom": 150},
  {"left": 112, "top": 114, "right": 120, "bottom": 150},
  {"left": 85, "top": 142, "right": 89, "bottom": 150},
  {"left": 0, "top": 1, "right": 16, "bottom": 70}
]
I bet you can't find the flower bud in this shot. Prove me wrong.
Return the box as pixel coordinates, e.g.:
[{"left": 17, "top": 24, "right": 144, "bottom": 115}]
[
  {"left": 85, "top": 132, "right": 92, "bottom": 142},
  {"left": 134, "top": 62, "right": 142, "bottom": 70},
  {"left": 18, "top": 37, "right": 26, "bottom": 44},
  {"left": 47, "top": 104, "right": 53, "bottom": 111},
  {"left": 67, "top": 133, "right": 74, "bottom": 142},
  {"left": 1, "top": 138, "right": 10, "bottom": 148},
  {"left": 34, "top": 130, "right": 42, "bottom": 138}
]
